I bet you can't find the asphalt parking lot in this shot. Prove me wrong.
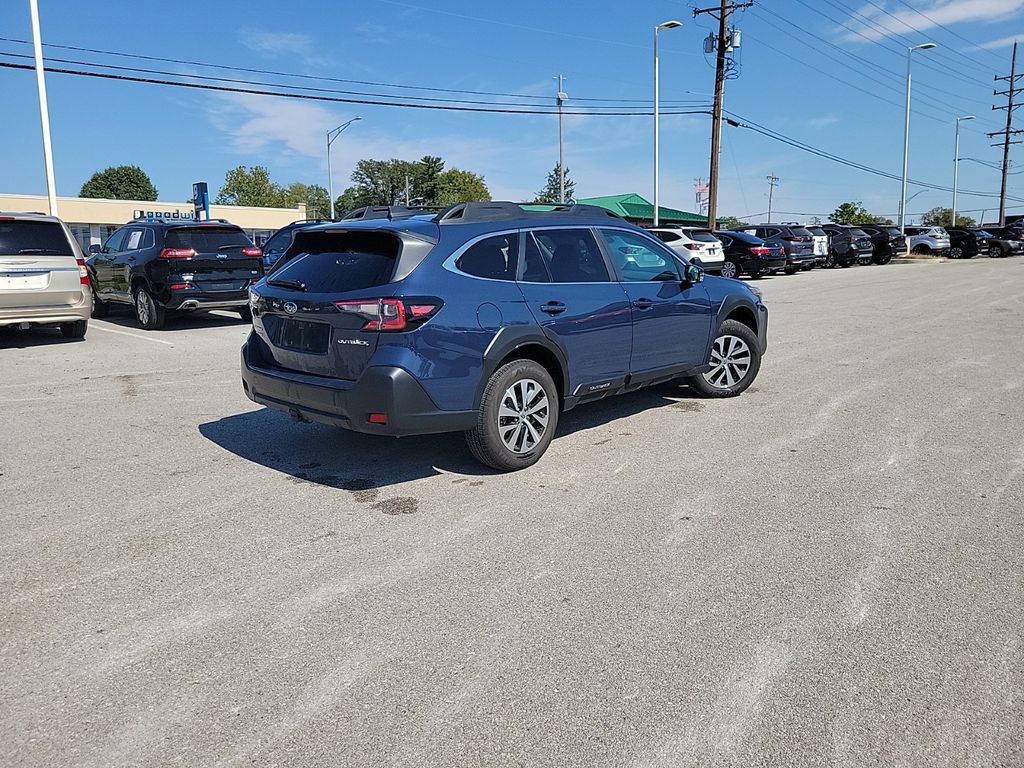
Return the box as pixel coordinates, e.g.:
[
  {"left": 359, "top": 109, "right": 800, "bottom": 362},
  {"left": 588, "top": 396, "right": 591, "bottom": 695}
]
[{"left": 2, "top": 259, "right": 1022, "bottom": 767}]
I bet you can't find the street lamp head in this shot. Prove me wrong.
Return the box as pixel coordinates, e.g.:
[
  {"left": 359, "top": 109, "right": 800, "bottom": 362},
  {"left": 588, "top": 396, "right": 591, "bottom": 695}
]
[
  {"left": 658, "top": 19, "right": 683, "bottom": 30},
  {"left": 912, "top": 42, "right": 937, "bottom": 51},
  {"left": 958, "top": 115, "right": 977, "bottom": 121}
]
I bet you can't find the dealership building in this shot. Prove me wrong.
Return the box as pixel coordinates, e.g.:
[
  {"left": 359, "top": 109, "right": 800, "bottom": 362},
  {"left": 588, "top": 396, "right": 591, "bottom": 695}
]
[{"left": 0, "top": 193, "right": 307, "bottom": 250}]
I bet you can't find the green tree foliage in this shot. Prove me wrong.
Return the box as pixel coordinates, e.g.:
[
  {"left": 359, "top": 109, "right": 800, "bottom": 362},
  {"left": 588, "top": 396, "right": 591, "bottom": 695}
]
[
  {"left": 831, "top": 201, "right": 878, "bottom": 225},
  {"left": 283, "top": 182, "right": 331, "bottom": 219},
  {"left": 349, "top": 159, "right": 422, "bottom": 206},
  {"left": 215, "top": 166, "right": 286, "bottom": 207},
  {"left": 716, "top": 215, "right": 745, "bottom": 230},
  {"left": 534, "top": 164, "right": 576, "bottom": 204},
  {"left": 436, "top": 168, "right": 491, "bottom": 205},
  {"left": 79, "top": 165, "right": 158, "bottom": 201},
  {"left": 920, "top": 207, "right": 976, "bottom": 228},
  {"left": 334, "top": 187, "right": 372, "bottom": 216}
]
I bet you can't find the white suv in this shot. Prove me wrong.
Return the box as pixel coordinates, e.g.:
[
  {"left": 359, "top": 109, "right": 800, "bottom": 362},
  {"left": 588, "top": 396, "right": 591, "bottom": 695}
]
[
  {"left": 0, "top": 212, "right": 91, "bottom": 339},
  {"left": 648, "top": 227, "right": 726, "bottom": 273}
]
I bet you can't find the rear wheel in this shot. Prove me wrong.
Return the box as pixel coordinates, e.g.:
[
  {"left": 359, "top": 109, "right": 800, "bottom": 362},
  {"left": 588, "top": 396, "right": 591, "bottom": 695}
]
[
  {"left": 824, "top": 252, "right": 836, "bottom": 269},
  {"left": 465, "top": 359, "right": 559, "bottom": 471},
  {"left": 687, "top": 319, "right": 762, "bottom": 398},
  {"left": 134, "top": 284, "right": 166, "bottom": 330},
  {"left": 59, "top": 319, "right": 87, "bottom": 339},
  {"left": 950, "top": 246, "right": 964, "bottom": 259},
  {"left": 912, "top": 244, "right": 931, "bottom": 255},
  {"left": 719, "top": 259, "right": 739, "bottom": 279}
]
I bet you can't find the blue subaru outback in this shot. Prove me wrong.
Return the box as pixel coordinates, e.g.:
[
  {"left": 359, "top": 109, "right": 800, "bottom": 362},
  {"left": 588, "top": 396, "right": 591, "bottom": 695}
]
[{"left": 241, "top": 202, "right": 768, "bottom": 470}]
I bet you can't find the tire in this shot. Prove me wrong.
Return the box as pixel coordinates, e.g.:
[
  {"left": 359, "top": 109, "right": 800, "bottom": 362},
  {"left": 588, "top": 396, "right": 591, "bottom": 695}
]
[
  {"left": 687, "top": 319, "right": 762, "bottom": 398},
  {"left": 133, "top": 284, "right": 166, "bottom": 330},
  {"left": 91, "top": 288, "right": 109, "bottom": 318},
  {"left": 824, "top": 252, "right": 836, "bottom": 269},
  {"left": 59, "top": 319, "right": 87, "bottom": 339},
  {"left": 987, "top": 246, "right": 999, "bottom": 258},
  {"left": 746, "top": 266, "right": 763, "bottom": 279},
  {"left": 839, "top": 258, "right": 854, "bottom": 268},
  {"left": 237, "top": 306, "right": 254, "bottom": 322},
  {"left": 719, "top": 259, "right": 740, "bottom": 279},
  {"left": 800, "top": 263, "right": 814, "bottom": 271},
  {"left": 950, "top": 246, "right": 964, "bottom": 259},
  {"left": 912, "top": 244, "right": 930, "bottom": 255},
  {"left": 783, "top": 266, "right": 797, "bottom": 274},
  {"left": 465, "top": 359, "right": 559, "bottom": 471}
]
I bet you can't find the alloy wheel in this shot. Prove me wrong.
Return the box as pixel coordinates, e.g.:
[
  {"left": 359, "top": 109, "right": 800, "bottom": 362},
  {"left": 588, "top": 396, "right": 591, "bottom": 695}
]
[
  {"left": 720, "top": 260, "right": 738, "bottom": 279},
  {"left": 951, "top": 247, "right": 963, "bottom": 259},
  {"left": 702, "top": 334, "right": 752, "bottom": 390},
  {"left": 136, "top": 291, "right": 151, "bottom": 325},
  {"left": 497, "top": 378, "right": 549, "bottom": 454}
]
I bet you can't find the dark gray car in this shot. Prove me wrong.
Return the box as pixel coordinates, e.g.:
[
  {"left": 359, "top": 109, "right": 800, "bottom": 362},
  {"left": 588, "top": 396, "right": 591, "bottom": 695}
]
[{"left": 729, "top": 225, "right": 816, "bottom": 274}]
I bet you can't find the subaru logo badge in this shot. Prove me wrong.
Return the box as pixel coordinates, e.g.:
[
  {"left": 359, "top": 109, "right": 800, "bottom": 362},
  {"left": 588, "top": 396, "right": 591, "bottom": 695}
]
[{"left": 283, "top": 301, "right": 298, "bottom": 315}]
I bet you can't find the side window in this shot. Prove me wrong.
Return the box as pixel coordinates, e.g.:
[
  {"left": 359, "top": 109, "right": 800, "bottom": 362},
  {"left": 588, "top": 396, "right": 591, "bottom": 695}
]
[
  {"left": 124, "top": 228, "right": 145, "bottom": 250},
  {"left": 102, "top": 228, "right": 127, "bottom": 253},
  {"left": 599, "top": 229, "right": 680, "bottom": 282},
  {"left": 530, "top": 229, "right": 610, "bottom": 283},
  {"left": 455, "top": 233, "right": 519, "bottom": 280},
  {"left": 653, "top": 230, "right": 681, "bottom": 243},
  {"left": 263, "top": 227, "right": 295, "bottom": 256},
  {"left": 717, "top": 234, "right": 733, "bottom": 247},
  {"left": 522, "top": 232, "right": 551, "bottom": 282},
  {"left": 762, "top": 227, "right": 782, "bottom": 239}
]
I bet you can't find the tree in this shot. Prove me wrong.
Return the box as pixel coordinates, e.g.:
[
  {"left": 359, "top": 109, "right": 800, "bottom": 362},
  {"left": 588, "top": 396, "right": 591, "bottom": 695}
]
[
  {"left": 335, "top": 186, "right": 372, "bottom": 216},
  {"left": 435, "top": 168, "right": 491, "bottom": 205},
  {"left": 349, "top": 159, "right": 421, "bottom": 206},
  {"left": 831, "top": 201, "right": 877, "bottom": 225},
  {"left": 215, "top": 166, "right": 286, "bottom": 207},
  {"left": 534, "top": 164, "right": 576, "bottom": 203},
  {"left": 716, "top": 215, "right": 745, "bottom": 229},
  {"left": 283, "top": 182, "right": 330, "bottom": 219},
  {"left": 80, "top": 165, "right": 158, "bottom": 201},
  {"left": 920, "top": 206, "right": 976, "bottom": 228},
  {"left": 414, "top": 155, "right": 445, "bottom": 206}
]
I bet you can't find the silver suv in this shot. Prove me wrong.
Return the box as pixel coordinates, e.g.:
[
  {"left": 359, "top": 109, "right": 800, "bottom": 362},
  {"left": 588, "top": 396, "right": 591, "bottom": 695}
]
[
  {"left": 904, "top": 226, "right": 951, "bottom": 256},
  {"left": 0, "top": 212, "right": 91, "bottom": 339}
]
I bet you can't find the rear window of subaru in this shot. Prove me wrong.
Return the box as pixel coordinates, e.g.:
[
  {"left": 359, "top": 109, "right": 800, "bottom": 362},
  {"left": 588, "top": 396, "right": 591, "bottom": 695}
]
[
  {"left": 269, "top": 231, "right": 399, "bottom": 292},
  {"left": 0, "top": 220, "right": 73, "bottom": 256}
]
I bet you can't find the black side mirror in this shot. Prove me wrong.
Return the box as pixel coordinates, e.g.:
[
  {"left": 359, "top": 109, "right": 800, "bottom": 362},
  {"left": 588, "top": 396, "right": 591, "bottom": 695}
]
[
  {"left": 685, "top": 264, "right": 705, "bottom": 284},
  {"left": 88, "top": 244, "right": 101, "bottom": 254}
]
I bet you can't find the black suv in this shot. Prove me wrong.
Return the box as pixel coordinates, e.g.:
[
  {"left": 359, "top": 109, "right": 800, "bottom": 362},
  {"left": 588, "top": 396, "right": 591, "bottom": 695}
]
[
  {"left": 946, "top": 227, "right": 991, "bottom": 259},
  {"left": 729, "top": 225, "right": 816, "bottom": 273},
  {"left": 819, "top": 224, "right": 873, "bottom": 267},
  {"left": 977, "top": 226, "right": 1023, "bottom": 257},
  {"left": 858, "top": 224, "right": 904, "bottom": 264},
  {"left": 88, "top": 219, "right": 263, "bottom": 329}
]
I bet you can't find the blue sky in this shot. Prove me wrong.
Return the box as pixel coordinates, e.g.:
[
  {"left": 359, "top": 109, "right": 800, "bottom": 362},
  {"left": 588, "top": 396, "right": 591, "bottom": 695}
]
[{"left": 2, "top": 0, "right": 1024, "bottom": 223}]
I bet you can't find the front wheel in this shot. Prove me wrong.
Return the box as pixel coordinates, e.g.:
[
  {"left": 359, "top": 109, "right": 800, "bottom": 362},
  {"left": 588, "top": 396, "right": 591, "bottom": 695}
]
[
  {"left": 134, "top": 285, "right": 166, "bottom": 330},
  {"left": 719, "top": 259, "right": 740, "bottom": 279},
  {"left": 873, "top": 254, "right": 892, "bottom": 265},
  {"left": 687, "top": 320, "right": 762, "bottom": 398},
  {"left": 950, "top": 246, "right": 963, "bottom": 259},
  {"left": 465, "top": 359, "right": 559, "bottom": 471},
  {"left": 824, "top": 252, "right": 836, "bottom": 269},
  {"left": 91, "top": 288, "right": 109, "bottom": 318}
]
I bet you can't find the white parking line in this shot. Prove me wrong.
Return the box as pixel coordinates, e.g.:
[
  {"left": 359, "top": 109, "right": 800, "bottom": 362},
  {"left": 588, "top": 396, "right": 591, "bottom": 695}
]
[{"left": 90, "top": 323, "right": 175, "bottom": 347}]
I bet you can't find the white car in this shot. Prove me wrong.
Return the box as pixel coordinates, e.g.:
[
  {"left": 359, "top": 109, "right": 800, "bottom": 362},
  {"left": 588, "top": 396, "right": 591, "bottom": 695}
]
[
  {"left": 648, "top": 227, "right": 726, "bottom": 272},
  {"left": 0, "top": 212, "right": 91, "bottom": 339}
]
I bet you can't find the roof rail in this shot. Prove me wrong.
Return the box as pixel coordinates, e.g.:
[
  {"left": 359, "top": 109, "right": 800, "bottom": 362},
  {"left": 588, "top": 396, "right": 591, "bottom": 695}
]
[
  {"left": 341, "top": 205, "right": 436, "bottom": 221},
  {"left": 435, "top": 201, "right": 622, "bottom": 224}
]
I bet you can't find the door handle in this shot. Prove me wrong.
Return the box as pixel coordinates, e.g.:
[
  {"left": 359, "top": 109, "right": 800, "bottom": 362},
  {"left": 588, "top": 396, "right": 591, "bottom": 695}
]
[
  {"left": 633, "top": 298, "right": 654, "bottom": 310},
  {"left": 540, "top": 301, "right": 566, "bottom": 315}
]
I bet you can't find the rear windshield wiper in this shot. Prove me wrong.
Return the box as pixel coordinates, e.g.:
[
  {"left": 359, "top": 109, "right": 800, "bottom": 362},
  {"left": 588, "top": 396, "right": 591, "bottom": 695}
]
[
  {"left": 217, "top": 244, "right": 247, "bottom": 250},
  {"left": 17, "top": 248, "right": 66, "bottom": 254},
  {"left": 267, "top": 278, "right": 306, "bottom": 291}
]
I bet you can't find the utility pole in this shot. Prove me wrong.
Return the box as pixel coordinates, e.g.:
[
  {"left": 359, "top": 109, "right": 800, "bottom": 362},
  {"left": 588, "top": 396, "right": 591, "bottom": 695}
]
[
  {"left": 766, "top": 174, "right": 779, "bottom": 223},
  {"left": 694, "top": 0, "right": 752, "bottom": 230},
  {"left": 28, "top": 0, "right": 58, "bottom": 216},
  {"left": 990, "top": 41, "right": 1023, "bottom": 226},
  {"left": 556, "top": 75, "right": 567, "bottom": 204}
]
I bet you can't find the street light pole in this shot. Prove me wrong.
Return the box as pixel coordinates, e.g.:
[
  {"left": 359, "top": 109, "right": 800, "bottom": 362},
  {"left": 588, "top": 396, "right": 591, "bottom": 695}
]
[
  {"left": 28, "top": 0, "right": 58, "bottom": 216},
  {"left": 952, "top": 115, "right": 976, "bottom": 228},
  {"left": 326, "top": 117, "right": 361, "bottom": 219},
  {"left": 653, "top": 20, "right": 682, "bottom": 227},
  {"left": 556, "top": 75, "right": 567, "bottom": 204},
  {"left": 899, "top": 42, "right": 937, "bottom": 235}
]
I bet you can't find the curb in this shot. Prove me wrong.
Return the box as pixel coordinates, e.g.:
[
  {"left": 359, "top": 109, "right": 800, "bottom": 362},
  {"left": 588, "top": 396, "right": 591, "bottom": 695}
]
[{"left": 891, "top": 256, "right": 949, "bottom": 264}]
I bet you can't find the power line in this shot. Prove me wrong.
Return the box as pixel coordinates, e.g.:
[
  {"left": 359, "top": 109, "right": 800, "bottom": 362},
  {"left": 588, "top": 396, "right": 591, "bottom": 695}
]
[
  {"left": 0, "top": 59, "right": 711, "bottom": 117},
  {"left": 890, "top": 0, "right": 1010, "bottom": 65}
]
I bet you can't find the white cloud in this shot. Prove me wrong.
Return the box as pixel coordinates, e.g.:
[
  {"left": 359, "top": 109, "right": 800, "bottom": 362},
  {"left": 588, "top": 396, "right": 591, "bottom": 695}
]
[
  {"left": 809, "top": 115, "right": 841, "bottom": 129},
  {"left": 239, "top": 28, "right": 328, "bottom": 67},
  {"left": 840, "top": 0, "right": 1024, "bottom": 42},
  {"left": 975, "top": 32, "right": 1024, "bottom": 47}
]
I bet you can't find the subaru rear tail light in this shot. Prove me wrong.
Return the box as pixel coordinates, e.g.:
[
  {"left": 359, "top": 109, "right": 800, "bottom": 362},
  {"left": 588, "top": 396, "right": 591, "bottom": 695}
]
[
  {"left": 160, "top": 248, "right": 197, "bottom": 259},
  {"left": 241, "top": 247, "right": 262, "bottom": 258},
  {"left": 335, "top": 297, "right": 442, "bottom": 332},
  {"left": 76, "top": 257, "right": 89, "bottom": 287}
]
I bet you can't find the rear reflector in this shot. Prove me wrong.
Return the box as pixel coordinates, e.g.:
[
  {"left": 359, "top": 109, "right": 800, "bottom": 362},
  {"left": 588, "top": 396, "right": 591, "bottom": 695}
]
[
  {"left": 160, "top": 248, "right": 197, "bottom": 259},
  {"left": 168, "top": 282, "right": 192, "bottom": 290},
  {"left": 368, "top": 413, "right": 388, "bottom": 424}
]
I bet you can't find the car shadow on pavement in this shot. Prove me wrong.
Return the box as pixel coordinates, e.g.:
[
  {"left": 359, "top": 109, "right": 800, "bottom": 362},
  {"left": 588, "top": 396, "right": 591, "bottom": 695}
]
[
  {"left": 98, "top": 309, "right": 249, "bottom": 331},
  {"left": 0, "top": 327, "right": 85, "bottom": 348}
]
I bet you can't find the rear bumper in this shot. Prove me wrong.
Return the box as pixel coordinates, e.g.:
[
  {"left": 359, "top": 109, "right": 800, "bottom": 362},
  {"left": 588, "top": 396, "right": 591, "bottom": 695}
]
[
  {"left": 747, "top": 256, "right": 786, "bottom": 272},
  {"left": 241, "top": 337, "right": 476, "bottom": 437},
  {"left": 0, "top": 291, "right": 90, "bottom": 327},
  {"left": 167, "top": 290, "right": 248, "bottom": 311}
]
